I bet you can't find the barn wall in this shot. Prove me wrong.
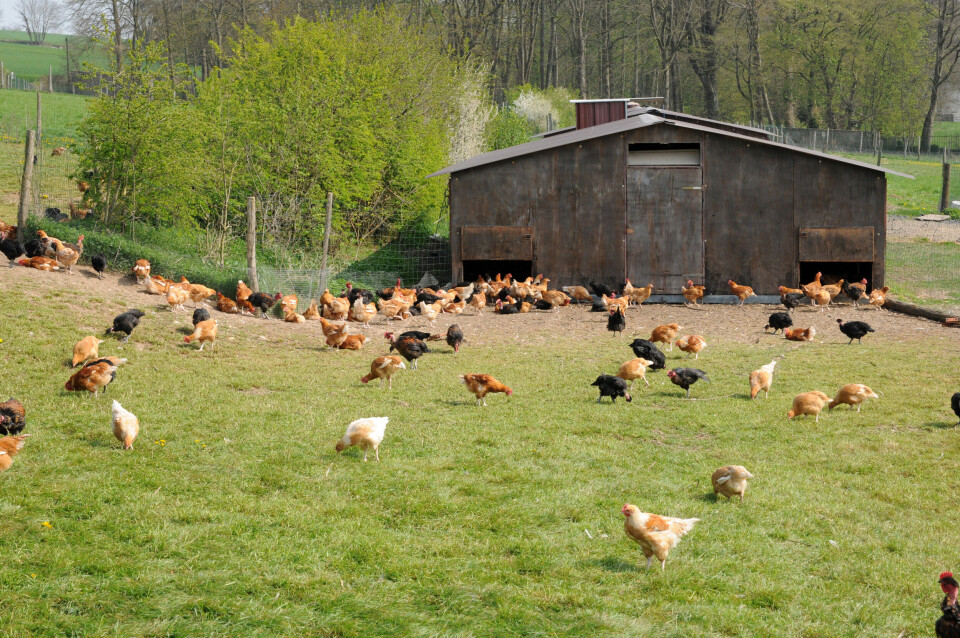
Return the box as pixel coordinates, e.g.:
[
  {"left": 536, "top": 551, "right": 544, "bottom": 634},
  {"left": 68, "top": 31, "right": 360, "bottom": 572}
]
[{"left": 449, "top": 135, "right": 627, "bottom": 287}]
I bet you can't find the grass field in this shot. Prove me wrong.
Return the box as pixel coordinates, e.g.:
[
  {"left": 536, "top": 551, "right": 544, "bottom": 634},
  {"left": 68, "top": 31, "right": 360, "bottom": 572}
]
[
  {"left": 0, "top": 30, "right": 109, "bottom": 82},
  {"left": 0, "top": 266, "right": 958, "bottom": 636}
]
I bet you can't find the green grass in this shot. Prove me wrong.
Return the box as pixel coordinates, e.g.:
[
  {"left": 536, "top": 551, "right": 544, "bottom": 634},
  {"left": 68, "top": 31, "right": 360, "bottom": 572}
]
[
  {"left": 0, "top": 90, "right": 89, "bottom": 142},
  {"left": 0, "top": 30, "right": 109, "bottom": 81},
  {"left": 836, "top": 153, "right": 945, "bottom": 216},
  {"left": 0, "top": 275, "right": 959, "bottom": 635},
  {"left": 887, "top": 239, "right": 960, "bottom": 311}
]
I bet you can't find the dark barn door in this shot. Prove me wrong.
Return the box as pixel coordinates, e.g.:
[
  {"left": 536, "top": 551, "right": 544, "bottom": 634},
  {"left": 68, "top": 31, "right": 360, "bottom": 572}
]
[{"left": 626, "top": 167, "right": 704, "bottom": 291}]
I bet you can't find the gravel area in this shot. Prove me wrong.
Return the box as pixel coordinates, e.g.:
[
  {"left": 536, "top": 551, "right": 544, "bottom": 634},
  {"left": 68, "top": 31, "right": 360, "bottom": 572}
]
[{"left": 888, "top": 214, "right": 960, "bottom": 242}]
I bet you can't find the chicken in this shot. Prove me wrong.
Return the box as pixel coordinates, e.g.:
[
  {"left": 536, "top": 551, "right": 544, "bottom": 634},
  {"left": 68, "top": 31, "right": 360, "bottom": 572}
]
[
  {"left": 335, "top": 417, "right": 389, "bottom": 462},
  {"left": 184, "top": 319, "right": 218, "bottom": 350},
  {"left": 675, "top": 335, "right": 706, "bottom": 359},
  {"left": 828, "top": 383, "right": 878, "bottom": 412},
  {"left": 0, "top": 399, "right": 26, "bottom": 436},
  {"left": 337, "top": 335, "right": 367, "bottom": 350},
  {"left": 0, "top": 434, "right": 29, "bottom": 472},
  {"left": 727, "top": 280, "right": 755, "bottom": 305},
  {"left": 868, "top": 286, "right": 889, "bottom": 309},
  {"left": 667, "top": 368, "right": 710, "bottom": 398},
  {"left": 236, "top": 280, "right": 253, "bottom": 302},
  {"left": 0, "top": 221, "right": 17, "bottom": 240},
  {"left": 837, "top": 319, "right": 874, "bottom": 344},
  {"left": 622, "top": 504, "right": 698, "bottom": 571},
  {"left": 495, "top": 298, "right": 521, "bottom": 315},
  {"left": 380, "top": 296, "right": 412, "bottom": 321},
  {"left": 52, "top": 146, "right": 66, "bottom": 156},
  {"left": 65, "top": 358, "right": 119, "bottom": 397},
  {"left": 442, "top": 298, "right": 466, "bottom": 315},
  {"left": 361, "top": 355, "right": 405, "bottom": 388},
  {"left": 781, "top": 292, "right": 806, "bottom": 311},
  {"left": 682, "top": 280, "right": 705, "bottom": 306},
  {"left": 284, "top": 309, "right": 306, "bottom": 323},
  {"left": 91, "top": 254, "right": 106, "bottom": 278},
  {"left": 111, "top": 400, "right": 139, "bottom": 450},
  {"left": 953, "top": 392, "right": 960, "bottom": 426},
  {"left": 802, "top": 271, "right": 823, "bottom": 294},
  {"left": 166, "top": 286, "right": 190, "bottom": 311},
  {"left": 132, "top": 259, "right": 151, "bottom": 283},
  {"left": 72, "top": 336, "right": 104, "bottom": 367},
  {"left": 192, "top": 308, "right": 211, "bottom": 325},
  {"left": 468, "top": 291, "right": 487, "bottom": 314},
  {"left": 624, "top": 279, "right": 654, "bottom": 307},
  {"left": 538, "top": 290, "right": 569, "bottom": 311},
  {"left": 749, "top": 360, "right": 777, "bottom": 399},
  {"left": 842, "top": 279, "right": 868, "bottom": 308},
  {"left": 320, "top": 318, "right": 349, "bottom": 348},
  {"left": 779, "top": 285, "right": 804, "bottom": 296},
  {"left": 17, "top": 256, "right": 60, "bottom": 271},
  {"left": 459, "top": 374, "right": 513, "bottom": 406},
  {"left": 248, "top": 292, "right": 281, "bottom": 318},
  {"left": 303, "top": 299, "right": 322, "bottom": 321},
  {"left": 215, "top": 292, "right": 240, "bottom": 314},
  {"left": 106, "top": 309, "right": 144, "bottom": 343},
  {"left": 784, "top": 326, "right": 816, "bottom": 342},
  {"left": 144, "top": 275, "right": 171, "bottom": 295},
  {"left": 938, "top": 572, "right": 960, "bottom": 638},
  {"left": 417, "top": 301, "right": 440, "bottom": 326},
  {"left": 650, "top": 323, "right": 681, "bottom": 350},
  {"left": 629, "top": 339, "right": 666, "bottom": 371},
  {"left": 562, "top": 285, "right": 593, "bottom": 304},
  {"left": 324, "top": 295, "right": 350, "bottom": 321},
  {"left": 591, "top": 374, "right": 631, "bottom": 403},
  {"left": 765, "top": 312, "right": 793, "bottom": 334},
  {"left": 590, "top": 281, "right": 616, "bottom": 297},
  {"left": 820, "top": 279, "right": 844, "bottom": 304},
  {"left": 445, "top": 324, "right": 463, "bottom": 354},
  {"left": 616, "top": 358, "right": 652, "bottom": 389},
  {"left": 350, "top": 297, "right": 377, "bottom": 325},
  {"left": 280, "top": 294, "right": 298, "bottom": 315},
  {"left": 712, "top": 465, "right": 754, "bottom": 502},
  {"left": 607, "top": 308, "right": 626, "bottom": 336},
  {"left": 49, "top": 239, "right": 80, "bottom": 273},
  {"left": 787, "top": 391, "right": 831, "bottom": 422},
  {"left": 0, "top": 238, "right": 24, "bottom": 266},
  {"left": 188, "top": 284, "right": 216, "bottom": 308},
  {"left": 602, "top": 294, "right": 628, "bottom": 314}
]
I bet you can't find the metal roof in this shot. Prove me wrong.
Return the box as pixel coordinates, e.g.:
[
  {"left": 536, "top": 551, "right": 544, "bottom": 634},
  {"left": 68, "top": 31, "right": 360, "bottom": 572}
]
[{"left": 427, "top": 114, "right": 914, "bottom": 179}]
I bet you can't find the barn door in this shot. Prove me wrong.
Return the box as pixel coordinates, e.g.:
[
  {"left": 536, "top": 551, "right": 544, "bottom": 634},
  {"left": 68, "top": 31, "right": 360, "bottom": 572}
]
[{"left": 626, "top": 167, "right": 704, "bottom": 292}]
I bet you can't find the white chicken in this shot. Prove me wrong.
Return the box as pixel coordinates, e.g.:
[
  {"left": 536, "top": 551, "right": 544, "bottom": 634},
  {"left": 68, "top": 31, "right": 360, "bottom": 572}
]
[
  {"left": 335, "top": 417, "right": 388, "bottom": 462},
  {"left": 111, "top": 400, "right": 140, "bottom": 450}
]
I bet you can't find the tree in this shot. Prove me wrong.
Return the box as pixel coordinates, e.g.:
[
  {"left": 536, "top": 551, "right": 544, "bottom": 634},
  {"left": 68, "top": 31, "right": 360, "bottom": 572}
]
[
  {"left": 17, "top": 0, "right": 64, "bottom": 44},
  {"left": 920, "top": 0, "right": 960, "bottom": 150}
]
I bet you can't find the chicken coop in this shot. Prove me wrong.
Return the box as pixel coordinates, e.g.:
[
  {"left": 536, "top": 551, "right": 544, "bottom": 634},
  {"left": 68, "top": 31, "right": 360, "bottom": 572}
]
[{"left": 428, "top": 100, "right": 911, "bottom": 300}]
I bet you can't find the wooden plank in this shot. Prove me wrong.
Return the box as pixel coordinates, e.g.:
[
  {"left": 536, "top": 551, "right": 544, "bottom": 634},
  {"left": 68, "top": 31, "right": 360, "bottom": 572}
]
[
  {"left": 799, "top": 227, "right": 874, "bottom": 261},
  {"left": 460, "top": 226, "right": 533, "bottom": 261},
  {"left": 883, "top": 298, "right": 957, "bottom": 323}
]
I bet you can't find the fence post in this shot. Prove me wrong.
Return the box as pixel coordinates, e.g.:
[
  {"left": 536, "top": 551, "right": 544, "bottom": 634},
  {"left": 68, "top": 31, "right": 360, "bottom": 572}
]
[
  {"left": 35, "top": 92, "right": 41, "bottom": 143},
  {"left": 18, "top": 131, "right": 36, "bottom": 231},
  {"left": 246, "top": 196, "right": 259, "bottom": 293},
  {"left": 859, "top": 130, "right": 863, "bottom": 154},
  {"left": 320, "top": 192, "right": 334, "bottom": 292},
  {"left": 48, "top": 66, "right": 52, "bottom": 93},
  {"left": 941, "top": 148, "right": 951, "bottom": 212},
  {"left": 1, "top": 62, "right": 4, "bottom": 89}
]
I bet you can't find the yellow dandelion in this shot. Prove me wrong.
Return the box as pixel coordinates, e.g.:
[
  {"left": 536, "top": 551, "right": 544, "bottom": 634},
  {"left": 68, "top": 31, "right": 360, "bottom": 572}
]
[
  {"left": 202, "top": 444, "right": 206, "bottom": 448},
  {"left": 41, "top": 521, "right": 52, "bottom": 528},
  {"left": 194, "top": 439, "right": 199, "bottom": 443},
  {"left": 30, "top": 574, "right": 36, "bottom": 578}
]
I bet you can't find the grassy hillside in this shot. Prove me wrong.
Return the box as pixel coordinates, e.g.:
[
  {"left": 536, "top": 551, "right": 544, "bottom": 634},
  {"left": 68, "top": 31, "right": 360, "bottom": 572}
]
[
  {"left": 0, "top": 30, "right": 109, "bottom": 82},
  {"left": 0, "top": 89, "right": 88, "bottom": 141},
  {"left": 0, "top": 266, "right": 958, "bottom": 636}
]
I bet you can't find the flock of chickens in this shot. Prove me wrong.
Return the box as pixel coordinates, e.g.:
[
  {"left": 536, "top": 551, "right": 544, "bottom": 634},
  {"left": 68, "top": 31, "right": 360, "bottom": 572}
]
[{"left": 3, "top": 223, "right": 960, "bottom": 633}]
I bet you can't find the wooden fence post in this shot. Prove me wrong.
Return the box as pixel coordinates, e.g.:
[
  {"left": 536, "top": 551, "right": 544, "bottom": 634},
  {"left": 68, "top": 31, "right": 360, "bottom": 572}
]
[
  {"left": 18, "top": 130, "right": 36, "bottom": 231},
  {"left": 246, "top": 196, "right": 259, "bottom": 293},
  {"left": 320, "top": 192, "right": 334, "bottom": 292},
  {"left": 36, "top": 92, "right": 41, "bottom": 142},
  {"left": 1, "top": 62, "right": 4, "bottom": 89},
  {"left": 941, "top": 148, "right": 951, "bottom": 212},
  {"left": 48, "top": 66, "right": 52, "bottom": 92}
]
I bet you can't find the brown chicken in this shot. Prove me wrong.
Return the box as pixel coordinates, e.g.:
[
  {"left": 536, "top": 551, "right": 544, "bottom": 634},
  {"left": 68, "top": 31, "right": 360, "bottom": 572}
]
[
  {"left": 360, "top": 355, "right": 405, "bottom": 389},
  {"left": 603, "top": 294, "right": 629, "bottom": 314},
  {"left": 184, "top": 319, "right": 218, "bottom": 350},
  {"left": 144, "top": 275, "right": 171, "bottom": 295},
  {"left": 236, "top": 280, "right": 253, "bottom": 302},
  {"left": 284, "top": 309, "right": 306, "bottom": 323},
  {"left": 215, "top": 292, "right": 240, "bottom": 314},
  {"left": 803, "top": 271, "right": 823, "bottom": 294},
  {"left": 238, "top": 298, "right": 256, "bottom": 316},
  {"left": 49, "top": 239, "right": 80, "bottom": 273},
  {"left": 0, "top": 221, "right": 17, "bottom": 241},
  {"left": 787, "top": 391, "right": 831, "bottom": 422},
  {"left": 868, "top": 286, "right": 889, "bottom": 309},
  {"left": 380, "top": 297, "right": 412, "bottom": 320},
  {"left": 650, "top": 323, "right": 681, "bottom": 350},
  {"left": 459, "top": 374, "right": 513, "bottom": 406},
  {"left": 280, "top": 294, "right": 298, "bottom": 315},
  {"left": 749, "top": 360, "right": 777, "bottom": 399},
  {"left": 338, "top": 334, "right": 367, "bottom": 350},
  {"left": 132, "top": 259, "right": 151, "bottom": 283},
  {"left": 538, "top": 290, "right": 569, "bottom": 311},
  {"left": 616, "top": 358, "right": 652, "bottom": 389},
  {"left": 682, "top": 280, "right": 706, "bottom": 306},
  {"left": 779, "top": 285, "right": 803, "bottom": 296},
  {"left": 561, "top": 285, "right": 593, "bottom": 303},
  {"left": 325, "top": 296, "right": 350, "bottom": 321},
  {"left": 350, "top": 297, "right": 377, "bottom": 325},
  {"left": 321, "top": 318, "right": 349, "bottom": 348},
  {"left": 727, "top": 280, "right": 755, "bottom": 306},
  {"left": 166, "top": 287, "right": 189, "bottom": 311},
  {"left": 812, "top": 289, "right": 831, "bottom": 312},
  {"left": 65, "top": 359, "right": 119, "bottom": 397},
  {"left": 0, "top": 398, "right": 26, "bottom": 436},
  {"left": 820, "top": 279, "right": 844, "bottom": 304},
  {"left": 622, "top": 504, "right": 699, "bottom": 571},
  {"left": 675, "top": 335, "right": 706, "bottom": 359},
  {"left": 828, "top": 384, "right": 879, "bottom": 412},
  {"left": 188, "top": 284, "right": 216, "bottom": 308},
  {"left": 624, "top": 280, "right": 655, "bottom": 307},
  {"left": 784, "top": 326, "right": 816, "bottom": 342},
  {"left": 711, "top": 466, "right": 754, "bottom": 502},
  {"left": 72, "top": 336, "right": 104, "bottom": 367},
  {"left": 442, "top": 299, "right": 466, "bottom": 315},
  {"left": 0, "top": 434, "right": 29, "bottom": 472},
  {"left": 303, "top": 299, "right": 322, "bottom": 320},
  {"left": 469, "top": 291, "right": 487, "bottom": 314},
  {"left": 335, "top": 417, "right": 388, "bottom": 462},
  {"left": 18, "top": 256, "right": 60, "bottom": 271}
]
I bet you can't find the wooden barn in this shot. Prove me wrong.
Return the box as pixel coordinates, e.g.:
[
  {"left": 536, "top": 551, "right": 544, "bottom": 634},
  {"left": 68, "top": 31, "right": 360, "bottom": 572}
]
[{"left": 428, "top": 100, "right": 911, "bottom": 300}]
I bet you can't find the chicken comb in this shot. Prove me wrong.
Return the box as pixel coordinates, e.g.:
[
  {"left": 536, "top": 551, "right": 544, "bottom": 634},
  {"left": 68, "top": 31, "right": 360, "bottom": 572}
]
[{"left": 942, "top": 572, "right": 954, "bottom": 580}]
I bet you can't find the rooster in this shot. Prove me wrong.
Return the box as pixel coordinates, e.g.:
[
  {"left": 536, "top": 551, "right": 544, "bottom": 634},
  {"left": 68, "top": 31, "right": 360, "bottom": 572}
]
[
  {"left": 335, "top": 417, "right": 388, "bottom": 462},
  {"left": 622, "top": 504, "right": 698, "bottom": 571},
  {"left": 459, "top": 374, "right": 513, "bottom": 406},
  {"left": 749, "top": 360, "right": 777, "bottom": 400},
  {"left": 0, "top": 398, "right": 26, "bottom": 436},
  {"left": 111, "top": 400, "right": 139, "bottom": 450},
  {"left": 938, "top": 572, "right": 960, "bottom": 638},
  {"left": 248, "top": 292, "right": 281, "bottom": 318},
  {"left": 385, "top": 332, "right": 429, "bottom": 370},
  {"left": 0, "top": 434, "right": 29, "bottom": 472}
]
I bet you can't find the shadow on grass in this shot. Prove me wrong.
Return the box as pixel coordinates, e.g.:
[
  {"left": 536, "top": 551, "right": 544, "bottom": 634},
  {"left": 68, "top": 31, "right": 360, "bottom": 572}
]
[
  {"left": 587, "top": 557, "right": 642, "bottom": 573},
  {"left": 925, "top": 421, "right": 960, "bottom": 429},
  {"left": 696, "top": 492, "right": 722, "bottom": 503}
]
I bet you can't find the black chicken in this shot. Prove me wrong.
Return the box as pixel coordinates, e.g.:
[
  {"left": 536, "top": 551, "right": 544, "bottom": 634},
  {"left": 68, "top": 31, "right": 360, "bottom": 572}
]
[
  {"left": 445, "top": 324, "right": 463, "bottom": 354},
  {"left": 341, "top": 282, "right": 375, "bottom": 305},
  {"left": 589, "top": 296, "right": 607, "bottom": 312},
  {"left": 0, "top": 238, "right": 24, "bottom": 266},
  {"left": 44, "top": 207, "right": 67, "bottom": 222},
  {"left": 416, "top": 290, "right": 444, "bottom": 305},
  {"left": 0, "top": 398, "right": 26, "bottom": 436},
  {"left": 192, "top": 307, "right": 211, "bottom": 326},
  {"left": 397, "top": 330, "right": 432, "bottom": 342},
  {"left": 667, "top": 368, "right": 710, "bottom": 398},
  {"left": 591, "top": 375, "right": 631, "bottom": 403},
  {"left": 764, "top": 312, "right": 793, "bottom": 334},
  {"left": 23, "top": 239, "right": 44, "bottom": 258},
  {"left": 937, "top": 572, "right": 960, "bottom": 638},
  {"left": 533, "top": 299, "right": 553, "bottom": 311},
  {"left": 629, "top": 339, "right": 666, "bottom": 371},
  {"left": 91, "top": 254, "right": 107, "bottom": 279},
  {"left": 781, "top": 292, "right": 806, "bottom": 311},
  {"left": 496, "top": 298, "right": 520, "bottom": 314},
  {"left": 952, "top": 392, "right": 960, "bottom": 426},
  {"left": 841, "top": 279, "right": 869, "bottom": 308},
  {"left": 106, "top": 309, "right": 145, "bottom": 343},
  {"left": 837, "top": 319, "right": 874, "bottom": 344},
  {"left": 385, "top": 331, "right": 430, "bottom": 370},
  {"left": 590, "top": 281, "right": 616, "bottom": 297},
  {"left": 607, "top": 308, "right": 626, "bottom": 336},
  {"left": 248, "top": 292, "right": 280, "bottom": 318}
]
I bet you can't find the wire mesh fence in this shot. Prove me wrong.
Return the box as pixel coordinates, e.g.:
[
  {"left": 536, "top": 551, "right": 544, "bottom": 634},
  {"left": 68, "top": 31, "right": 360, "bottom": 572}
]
[{"left": 762, "top": 125, "right": 960, "bottom": 162}]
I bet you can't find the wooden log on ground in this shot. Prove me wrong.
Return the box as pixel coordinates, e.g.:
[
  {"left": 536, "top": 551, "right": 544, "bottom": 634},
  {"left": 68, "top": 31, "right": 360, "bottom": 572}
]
[{"left": 883, "top": 298, "right": 958, "bottom": 323}]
